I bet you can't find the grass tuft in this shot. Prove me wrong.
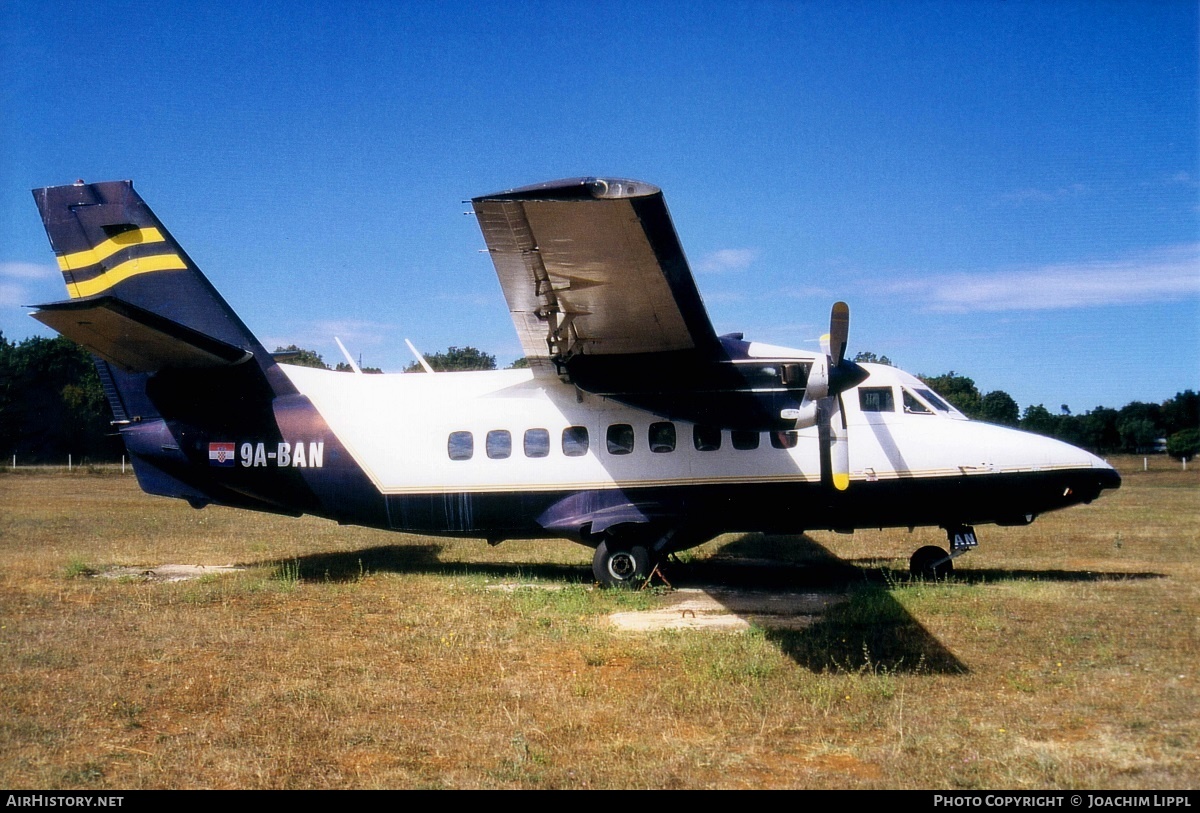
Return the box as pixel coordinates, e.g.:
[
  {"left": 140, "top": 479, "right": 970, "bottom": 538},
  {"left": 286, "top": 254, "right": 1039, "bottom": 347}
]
[{"left": 62, "top": 557, "right": 97, "bottom": 579}]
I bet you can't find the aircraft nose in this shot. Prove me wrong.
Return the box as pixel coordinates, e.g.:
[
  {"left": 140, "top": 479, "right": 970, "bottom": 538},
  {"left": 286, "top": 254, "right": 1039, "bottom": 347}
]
[
  {"left": 1094, "top": 464, "right": 1121, "bottom": 493},
  {"left": 1061, "top": 449, "right": 1120, "bottom": 503}
]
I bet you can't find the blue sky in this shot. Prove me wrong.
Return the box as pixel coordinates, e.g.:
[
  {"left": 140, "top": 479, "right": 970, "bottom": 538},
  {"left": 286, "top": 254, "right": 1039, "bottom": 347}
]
[{"left": 1, "top": 0, "right": 1196, "bottom": 413}]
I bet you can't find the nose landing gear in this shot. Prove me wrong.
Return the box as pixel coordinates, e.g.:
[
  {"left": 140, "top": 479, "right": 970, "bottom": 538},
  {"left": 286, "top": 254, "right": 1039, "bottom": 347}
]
[{"left": 909, "top": 524, "right": 977, "bottom": 579}]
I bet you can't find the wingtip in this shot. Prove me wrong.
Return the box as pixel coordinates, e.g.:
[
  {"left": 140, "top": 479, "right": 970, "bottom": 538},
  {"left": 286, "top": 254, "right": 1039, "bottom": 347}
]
[{"left": 473, "top": 177, "right": 660, "bottom": 202}]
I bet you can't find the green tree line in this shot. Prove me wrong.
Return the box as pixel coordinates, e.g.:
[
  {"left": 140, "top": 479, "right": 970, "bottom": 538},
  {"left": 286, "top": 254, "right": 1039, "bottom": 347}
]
[
  {"left": 1, "top": 334, "right": 1196, "bottom": 462},
  {"left": 916, "top": 371, "right": 1198, "bottom": 459},
  {"left": 0, "top": 333, "right": 125, "bottom": 463}
]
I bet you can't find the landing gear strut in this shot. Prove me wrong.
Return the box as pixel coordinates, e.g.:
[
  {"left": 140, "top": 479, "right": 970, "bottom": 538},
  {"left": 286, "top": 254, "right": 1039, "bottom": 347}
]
[{"left": 909, "top": 524, "right": 977, "bottom": 579}]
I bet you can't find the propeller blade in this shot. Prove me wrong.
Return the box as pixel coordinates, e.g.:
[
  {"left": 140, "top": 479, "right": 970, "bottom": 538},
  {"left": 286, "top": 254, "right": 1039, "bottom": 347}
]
[
  {"left": 812, "top": 302, "right": 856, "bottom": 491},
  {"left": 831, "top": 393, "right": 850, "bottom": 491},
  {"left": 829, "top": 301, "right": 849, "bottom": 367},
  {"left": 816, "top": 396, "right": 834, "bottom": 490}
]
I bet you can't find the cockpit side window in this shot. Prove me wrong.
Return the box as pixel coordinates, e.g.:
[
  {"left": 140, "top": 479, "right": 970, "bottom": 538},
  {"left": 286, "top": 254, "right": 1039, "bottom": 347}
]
[
  {"left": 902, "top": 389, "right": 932, "bottom": 414},
  {"left": 915, "top": 387, "right": 954, "bottom": 413},
  {"left": 859, "top": 387, "right": 895, "bottom": 412}
]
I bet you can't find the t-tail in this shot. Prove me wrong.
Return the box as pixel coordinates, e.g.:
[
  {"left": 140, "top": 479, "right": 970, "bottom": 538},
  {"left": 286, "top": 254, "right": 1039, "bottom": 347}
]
[{"left": 29, "top": 180, "right": 383, "bottom": 524}]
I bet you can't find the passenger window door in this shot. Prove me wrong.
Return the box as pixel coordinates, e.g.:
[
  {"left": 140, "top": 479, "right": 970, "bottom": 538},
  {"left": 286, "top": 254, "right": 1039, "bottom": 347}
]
[
  {"left": 447, "top": 431, "right": 473, "bottom": 461},
  {"left": 562, "top": 426, "right": 589, "bottom": 457},
  {"left": 693, "top": 425, "right": 721, "bottom": 452},
  {"left": 649, "top": 422, "right": 676, "bottom": 453},
  {"left": 524, "top": 428, "right": 550, "bottom": 458},
  {"left": 606, "top": 424, "right": 635, "bottom": 455},
  {"left": 486, "top": 429, "right": 512, "bottom": 459}
]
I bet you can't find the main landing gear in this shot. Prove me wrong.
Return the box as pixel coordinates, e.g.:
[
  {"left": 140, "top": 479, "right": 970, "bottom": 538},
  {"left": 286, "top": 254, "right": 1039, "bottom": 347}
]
[
  {"left": 909, "top": 524, "right": 978, "bottom": 579},
  {"left": 592, "top": 539, "right": 653, "bottom": 587},
  {"left": 591, "top": 526, "right": 687, "bottom": 588}
]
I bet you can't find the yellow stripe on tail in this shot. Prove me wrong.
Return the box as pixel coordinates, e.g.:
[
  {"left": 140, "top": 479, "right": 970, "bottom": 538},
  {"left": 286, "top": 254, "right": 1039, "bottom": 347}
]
[
  {"left": 66, "top": 253, "right": 188, "bottom": 298},
  {"left": 56, "top": 227, "right": 167, "bottom": 271}
]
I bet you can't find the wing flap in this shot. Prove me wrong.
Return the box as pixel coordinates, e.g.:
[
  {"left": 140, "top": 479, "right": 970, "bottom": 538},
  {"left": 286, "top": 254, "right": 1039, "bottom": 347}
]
[
  {"left": 473, "top": 178, "right": 718, "bottom": 366},
  {"left": 31, "top": 296, "right": 253, "bottom": 373}
]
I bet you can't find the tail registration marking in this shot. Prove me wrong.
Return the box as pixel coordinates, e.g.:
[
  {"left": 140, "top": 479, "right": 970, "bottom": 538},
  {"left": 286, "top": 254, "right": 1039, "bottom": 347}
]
[{"left": 217, "top": 442, "right": 325, "bottom": 468}]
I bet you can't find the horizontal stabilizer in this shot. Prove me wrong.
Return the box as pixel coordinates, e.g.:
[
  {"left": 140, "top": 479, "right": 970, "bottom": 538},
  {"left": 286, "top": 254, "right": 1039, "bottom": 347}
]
[{"left": 30, "top": 295, "right": 252, "bottom": 373}]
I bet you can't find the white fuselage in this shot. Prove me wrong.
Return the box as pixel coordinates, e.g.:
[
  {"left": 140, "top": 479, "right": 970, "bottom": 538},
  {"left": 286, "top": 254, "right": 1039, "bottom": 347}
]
[{"left": 280, "top": 353, "right": 1113, "bottom": 500}]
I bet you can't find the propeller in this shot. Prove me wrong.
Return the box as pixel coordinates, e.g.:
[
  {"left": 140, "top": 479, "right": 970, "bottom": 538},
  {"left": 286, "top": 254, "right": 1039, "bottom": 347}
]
[{"left": 796, "top": 302, "right": 867, "bottom": 491}]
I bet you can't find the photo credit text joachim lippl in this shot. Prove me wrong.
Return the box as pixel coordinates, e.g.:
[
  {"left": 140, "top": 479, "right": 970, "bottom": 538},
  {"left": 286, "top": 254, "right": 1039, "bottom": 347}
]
[{"left": 934, "top": 797, "right": 1192, "bottom": 809}]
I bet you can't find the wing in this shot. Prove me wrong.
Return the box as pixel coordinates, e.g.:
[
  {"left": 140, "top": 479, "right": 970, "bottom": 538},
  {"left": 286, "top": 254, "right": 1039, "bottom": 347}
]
[{"left": 472, "top": 178, "right": 719, "bottom": 371}]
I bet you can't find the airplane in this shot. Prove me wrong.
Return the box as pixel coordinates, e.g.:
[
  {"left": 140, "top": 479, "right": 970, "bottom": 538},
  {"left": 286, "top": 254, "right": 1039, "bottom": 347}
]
[{"left": 28, "top": 177, "right": 1121, "bottom": 587}]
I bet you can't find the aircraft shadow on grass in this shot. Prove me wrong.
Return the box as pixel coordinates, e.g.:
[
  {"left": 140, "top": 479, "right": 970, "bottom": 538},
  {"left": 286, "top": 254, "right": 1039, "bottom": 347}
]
[{"left": 255, "top": 533, "right": 1163, "bottom": 676}]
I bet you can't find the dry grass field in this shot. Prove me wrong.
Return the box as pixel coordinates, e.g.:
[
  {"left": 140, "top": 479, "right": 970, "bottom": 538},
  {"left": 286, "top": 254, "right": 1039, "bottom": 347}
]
[{"left": 1, "top": 456, "right": 1196, "bottom": 789}]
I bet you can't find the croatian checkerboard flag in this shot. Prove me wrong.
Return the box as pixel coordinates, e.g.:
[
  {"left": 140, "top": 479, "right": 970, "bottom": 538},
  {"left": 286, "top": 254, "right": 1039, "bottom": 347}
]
[{"left": 208, "top": 442, "right": 236, "bottom": 466}]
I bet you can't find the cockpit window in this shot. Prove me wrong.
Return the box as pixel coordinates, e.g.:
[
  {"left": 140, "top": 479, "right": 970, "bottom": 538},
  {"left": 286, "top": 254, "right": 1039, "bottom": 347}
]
[
  {"left": 902, "top": 389, "right": 933, "bottom": 414},
  {"left": 859, "top": 387, "right": 895, "bottom": 412},
  {"left": 915, "top": 387, "right": 954, "bottom": 413}
]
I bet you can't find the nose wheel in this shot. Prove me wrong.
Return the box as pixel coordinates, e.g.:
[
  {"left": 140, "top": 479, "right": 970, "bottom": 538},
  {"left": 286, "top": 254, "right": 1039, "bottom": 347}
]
[
  {"left": 909, "top": 545, "right": 954, "bottom": 579},
  {"left": 910, "top": 525, "right": 977, "bottom": 579}
]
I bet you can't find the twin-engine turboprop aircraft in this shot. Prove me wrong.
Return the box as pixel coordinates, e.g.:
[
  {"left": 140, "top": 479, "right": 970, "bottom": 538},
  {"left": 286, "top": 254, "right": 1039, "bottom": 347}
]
[{"left": 29, "top": 177, "right": 1120, "bottom": 586}]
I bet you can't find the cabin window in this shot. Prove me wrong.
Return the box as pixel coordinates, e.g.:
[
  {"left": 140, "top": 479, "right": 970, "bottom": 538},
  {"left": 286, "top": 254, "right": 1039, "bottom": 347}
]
[
  {"left": 562, "top": 426, "right": 589, "bottom": 457},
  {"left": 860, "top": 387, "right": 896, "bottom": 412},
  {"left": 447, "top": 431, "right": 473, "bottom": 461},
  {"left": 606, "top": 423, "right": 635, "bottom": 455},
  {"left": 903, "top": 389, "right": 932, "bottom": 414},
  {"left": 770, "top": 430, "right": 798, "bottom": 449},
  {"left": 486, "top": 429, "right": 512, "bottom": 459},
  {"left": 693, "top": 425, "right": 722, "bottom": 452},
  {"left": 524, "top": 428, "right": 550, "bottom": 458},
  {"left": 731, "top": 430, "right": 760, "bottom": 451},
  {"left": 649, "top": 422, "right": 676, "bottom": 453}
]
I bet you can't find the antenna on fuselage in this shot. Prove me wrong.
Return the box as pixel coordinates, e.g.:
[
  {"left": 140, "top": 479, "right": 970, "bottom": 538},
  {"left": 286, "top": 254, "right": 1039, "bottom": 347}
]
[
  {"left": 405, "top": 339, "right": 436, "bottom": 374},
  {"left": 334, "top": 336, "right": 363, "bottom": 375}
]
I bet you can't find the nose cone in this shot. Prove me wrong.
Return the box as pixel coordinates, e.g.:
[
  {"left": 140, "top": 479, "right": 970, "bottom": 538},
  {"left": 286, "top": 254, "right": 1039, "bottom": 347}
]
[
  {"left": 1090, "top": 456, "right": 1122, "bottom": 494},
  {"left": 981, "top": 422, "right": 1121, "bottom": 505}
]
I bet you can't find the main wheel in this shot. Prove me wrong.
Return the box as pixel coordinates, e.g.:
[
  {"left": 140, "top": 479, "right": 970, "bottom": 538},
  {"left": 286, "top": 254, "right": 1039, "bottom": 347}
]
[
  {"left": 592, "top": 540, "right": 651, "bottom": 588},
  {"left": 910, "top": 545, "right": 953, "bottom": 579}
]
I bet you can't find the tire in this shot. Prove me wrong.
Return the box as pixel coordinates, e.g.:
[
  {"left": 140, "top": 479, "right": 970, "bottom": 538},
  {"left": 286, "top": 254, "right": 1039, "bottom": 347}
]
[
  {"left": 592, "top": 540, "right": 651, "bottom": 588},
  {"left": 910, "top": 545, "right": 953, "bottom": 579}
]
